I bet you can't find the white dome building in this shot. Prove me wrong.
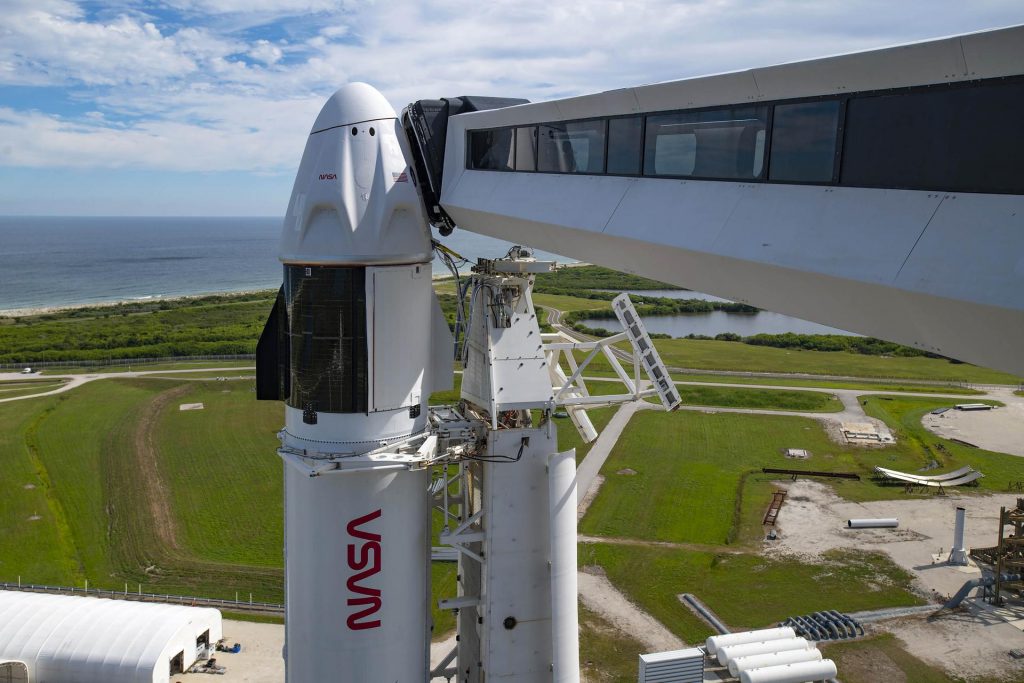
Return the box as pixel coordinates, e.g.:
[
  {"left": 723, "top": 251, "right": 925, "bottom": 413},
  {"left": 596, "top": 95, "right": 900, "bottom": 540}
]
[{"left": 0, "top": 591, "right": 222, "bottom": 683}]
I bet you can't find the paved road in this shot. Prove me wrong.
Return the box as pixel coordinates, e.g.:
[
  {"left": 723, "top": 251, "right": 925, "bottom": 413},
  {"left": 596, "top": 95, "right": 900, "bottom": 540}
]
[{"left": 0, "top": 367, "right": 254, "bottom": 404}]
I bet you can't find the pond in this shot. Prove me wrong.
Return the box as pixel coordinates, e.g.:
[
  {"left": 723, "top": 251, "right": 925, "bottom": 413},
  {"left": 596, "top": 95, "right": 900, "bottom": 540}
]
[{"left": 581, "top": 290, "right": 856, "bottom": 338}]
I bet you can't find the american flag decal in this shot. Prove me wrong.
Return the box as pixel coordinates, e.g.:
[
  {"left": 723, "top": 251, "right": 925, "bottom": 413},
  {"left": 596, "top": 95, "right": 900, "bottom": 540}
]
[{"left": 392, "top": 171, "right": 408, "bottom": 182}]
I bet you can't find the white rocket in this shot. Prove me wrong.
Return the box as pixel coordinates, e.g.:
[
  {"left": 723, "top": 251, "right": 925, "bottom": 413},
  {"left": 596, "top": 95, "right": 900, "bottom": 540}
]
[{"left": 257, "top": 82, "right": 453, "bottom": 683}]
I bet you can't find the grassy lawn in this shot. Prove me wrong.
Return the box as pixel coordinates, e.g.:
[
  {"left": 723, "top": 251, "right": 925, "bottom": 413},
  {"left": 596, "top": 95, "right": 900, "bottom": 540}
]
[
  {"left": 580, "top": 406, "right": 1024, "bottom": 548},
  {"left": 821, "top": 634, "right": 961, "bottom": 683},
  {"left": 674, "top": 374, "right": 982, "bottom": 395},
  {"left": 581, "top": 543, "right": 923, "bottom": 644},
  {"left": 585, "top": 376, "right": 839, "bottom": 413},
  {"left": 579, "top": 603, "right": 647, "bottom": 682},
  {"left": 153, "top": 381, "right": 283, "bottom": 567},
  {"left": 0, "top": 375, "right": 468, "bottom": 628},
  {"left": 40, "top": 360, "right": 256, "bottom": 375},
  {"left": 651, "top": 339, "right": 1021, "bottom": 384},
  {"left": 0, "top": 379, "right": 68, "bottom": 398},
  {"left": 144, "top": 370, "right": 255, "bottom": 380},
  {"left": 673, "top": 384, "right": 841, "bottom": 412},
  {"left": 0, "top": 396, "right": 81, "bottom": 584},
  {"left": 862, "top": 395, "right": 1024, "bottom": 492},
  {"left": 532, "top": 292, "right": 609, "bottom": 313}
]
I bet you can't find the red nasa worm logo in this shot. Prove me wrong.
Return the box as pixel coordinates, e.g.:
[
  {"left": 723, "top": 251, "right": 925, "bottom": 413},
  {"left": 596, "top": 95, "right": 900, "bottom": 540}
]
[{"left": 346, "top": 509, "right": 382, "bottom": 630}]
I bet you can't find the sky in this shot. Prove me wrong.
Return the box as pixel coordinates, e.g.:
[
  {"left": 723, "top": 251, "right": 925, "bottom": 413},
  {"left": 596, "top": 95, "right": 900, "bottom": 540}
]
[{"left": 0, "top": 0, "right": 1021, "bottom": 216}]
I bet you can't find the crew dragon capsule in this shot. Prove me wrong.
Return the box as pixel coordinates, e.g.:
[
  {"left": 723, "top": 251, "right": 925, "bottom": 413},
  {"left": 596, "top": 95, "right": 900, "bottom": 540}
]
[{"left": 256, "top": 83, "right": 453, "bottom": 682}]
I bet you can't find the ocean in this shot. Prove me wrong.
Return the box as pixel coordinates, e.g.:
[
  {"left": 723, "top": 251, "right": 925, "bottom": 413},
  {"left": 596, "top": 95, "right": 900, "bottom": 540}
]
[{"left": 0, "top": 216, "right": 573, "bottom": 313}]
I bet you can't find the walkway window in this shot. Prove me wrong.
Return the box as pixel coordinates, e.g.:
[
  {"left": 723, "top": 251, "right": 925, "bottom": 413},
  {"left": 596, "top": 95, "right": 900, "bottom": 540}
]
[
  {"left": 468, "top": 129, "right": 512, "bottom": 171},
  {"left": 841, "top": 81, "right": 1024, "bottom": 194},
  {"left": 607, "top": 116, "right": 643, "bottom": 175},
  {"left": 514, "top": 126, "right": 537, "bottom": 171},
  {"left": 538, "top": 120, "right": 606, "bottom": 173},
  {"left": 644, "top": 106, "right": 768, "bottom": 180},
  {"left": 769, "top": 100, "right": 841, "bottom": 183}
]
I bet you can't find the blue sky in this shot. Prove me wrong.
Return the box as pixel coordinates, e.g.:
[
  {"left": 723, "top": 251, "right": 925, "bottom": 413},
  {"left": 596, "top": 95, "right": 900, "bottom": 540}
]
[{"left": 1, "top": 0, "right": 1021, "bottom": 216}]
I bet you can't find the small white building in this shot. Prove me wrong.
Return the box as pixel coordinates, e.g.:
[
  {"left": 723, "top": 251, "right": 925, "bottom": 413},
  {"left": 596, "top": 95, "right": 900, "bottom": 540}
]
[{"left": 0, "top": 591, "right": 222, "bottom": 683}]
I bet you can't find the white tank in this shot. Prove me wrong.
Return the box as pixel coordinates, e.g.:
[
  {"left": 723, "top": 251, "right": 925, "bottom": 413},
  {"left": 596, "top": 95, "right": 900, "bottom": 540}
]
[
  {"left": 739, "top": 659, "right": 838, "bottom": 683},
  {"left": 284, "top": 462, "right": 429, "bottom": 682},
  {"left": 728, "top": 647, "right": 823, "bottom": 677},
  {"left": 716, "top": 637, "right": 811, "bottom": 666},
  {"left": 706, "top": 627, "right": 796, "bottom": 656}
]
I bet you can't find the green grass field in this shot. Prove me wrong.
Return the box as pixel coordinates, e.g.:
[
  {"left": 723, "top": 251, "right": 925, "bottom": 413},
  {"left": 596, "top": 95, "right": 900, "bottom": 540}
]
[
  {"left": 579, "top": 404, "right": 1024, "bottom": 548},
  {"left": 40, "top": 360, "right": 256, "bottom": 375},
  {"left": 821, "top": 634, "right": 964, "bottom": 683},
  {"left": 0, "top": 379, "right": 68, "bottom": 398},
  {"left": 861, "top": 395, "right": 1024, "bottom": 491},
  {"left": 674, "top": 374, "right": 982, "bottom": 395},
  {"left": 673, "top": 384, "right": 842, "bottom": 412},
  {"left": 580, "top": 543, "right": 922, "bottom": 644},
  {"left": 651, "top": 339, "right": 1021, "bottom": 384},
  {"left": 578, "top": 603, "right": 648, "bottom": 682},
  {"left": 0, "top": 376, "right": 460, "bottom": 630}
]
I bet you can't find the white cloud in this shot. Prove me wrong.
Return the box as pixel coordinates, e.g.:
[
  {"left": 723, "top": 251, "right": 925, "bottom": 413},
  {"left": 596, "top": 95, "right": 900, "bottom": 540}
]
[
  {"left": 249, "top": 39, "right": 283, "bottom": 65},
  {"left": 0, "top": 0, "right": 1022, "bottom": 180}
]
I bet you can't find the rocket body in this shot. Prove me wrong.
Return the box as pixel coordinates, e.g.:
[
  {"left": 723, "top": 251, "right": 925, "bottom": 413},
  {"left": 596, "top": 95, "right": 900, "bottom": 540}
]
[{"left": 258, "top": 83, "right": 452, "bottom": 683}]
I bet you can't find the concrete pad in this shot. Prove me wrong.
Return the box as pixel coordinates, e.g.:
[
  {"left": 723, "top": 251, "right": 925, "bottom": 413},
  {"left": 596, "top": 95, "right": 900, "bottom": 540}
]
[
  {"left": 922, "top": 389, "right": 1024, "bottom": 457},
  {"left": 177, "top": 619, "right": 283, "bottom": 683}
]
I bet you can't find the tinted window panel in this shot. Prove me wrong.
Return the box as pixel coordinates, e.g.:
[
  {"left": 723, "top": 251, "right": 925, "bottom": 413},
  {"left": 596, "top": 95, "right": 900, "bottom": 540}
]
[
  {"left": 644, "top": 106, "right": 768, "bottom": 179},
  {"left": 514, "top": 126, "right": 537, "bottom": 171},
  {"left": 468, "top": 129, "right": 512, "bottom": 171},
  {"left": 607, "top": 116, "right": 643, "bottom": 175},
  {"left": 284, "top": 265, "right": 367, "bottom": 414},
  {"left": 841, "top": 81, "right": 1024, "bottom": 193},
  {"left": 538, "top": 120, "right": 606, "bottom": 173},
  {"left": 769, "top": 101, "right": 840, "bottom": 182}
]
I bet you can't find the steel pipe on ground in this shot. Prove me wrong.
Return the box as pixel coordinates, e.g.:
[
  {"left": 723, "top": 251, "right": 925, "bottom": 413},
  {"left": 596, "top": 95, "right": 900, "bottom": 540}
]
[{"left": 847, "top": 518, "right": 899, "bottom": 528}]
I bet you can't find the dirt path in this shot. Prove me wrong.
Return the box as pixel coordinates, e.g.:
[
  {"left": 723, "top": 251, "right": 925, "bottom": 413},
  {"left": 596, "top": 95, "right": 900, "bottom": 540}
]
[
  {"left": 577, "top": 569, "right": 685, "bottom": 653},
  {"left": 578, "top": 534, "right": 744, "bottom": 556},
  {"left": 134, "top": 384, "right": 191, "bottom": 551}
]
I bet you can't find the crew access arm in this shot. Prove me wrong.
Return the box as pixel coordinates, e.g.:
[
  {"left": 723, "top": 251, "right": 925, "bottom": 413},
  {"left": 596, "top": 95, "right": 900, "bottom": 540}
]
[{"left": 404, "top": 25, "right": 1024, "bottom": 376}]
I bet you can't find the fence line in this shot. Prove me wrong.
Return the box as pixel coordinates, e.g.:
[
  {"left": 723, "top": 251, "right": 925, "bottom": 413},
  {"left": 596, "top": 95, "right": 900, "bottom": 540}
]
[
  {"left": 0, "top": 354, "right": 255, "bottom": 370},
  {"left": 0, "top": 581, "right": 282, "bottom": 613}
]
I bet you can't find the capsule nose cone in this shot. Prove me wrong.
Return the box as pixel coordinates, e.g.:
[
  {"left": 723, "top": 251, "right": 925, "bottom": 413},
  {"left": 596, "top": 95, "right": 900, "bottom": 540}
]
[{"left": 311, "top": 82, "right": 396, "bottom": 134}]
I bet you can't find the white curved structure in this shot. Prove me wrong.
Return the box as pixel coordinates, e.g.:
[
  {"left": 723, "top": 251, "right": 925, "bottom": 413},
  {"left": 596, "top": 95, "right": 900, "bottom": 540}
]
[
  {"left": 0, "top": 591, "right": 221, "bottom": 683},
  {"left": 716, "top": 637, "right": 811, "bottom": 666},
  {"left": 739, "top": 659, "right": 838, "bottom": 683},
  {"left": 706, "top": 627, "right": 796, "bottom": 656},
  {"left": 728, "top": 648, "right": 823, "bottom": 677}
]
